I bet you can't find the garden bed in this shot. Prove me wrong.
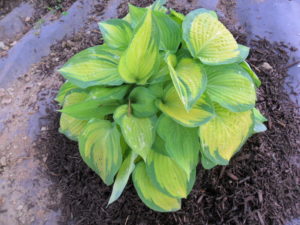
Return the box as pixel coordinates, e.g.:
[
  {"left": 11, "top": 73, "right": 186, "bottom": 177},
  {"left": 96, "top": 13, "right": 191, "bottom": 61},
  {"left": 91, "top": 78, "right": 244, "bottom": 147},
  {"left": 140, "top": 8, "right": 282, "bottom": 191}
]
[{"left": 35, "top": 2, "right": 300, "bottom": 225}]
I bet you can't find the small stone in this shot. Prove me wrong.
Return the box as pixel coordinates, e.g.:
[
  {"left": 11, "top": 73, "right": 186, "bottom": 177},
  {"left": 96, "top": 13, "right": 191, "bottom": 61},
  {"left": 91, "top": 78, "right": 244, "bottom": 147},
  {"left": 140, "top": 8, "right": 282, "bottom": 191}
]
[
  {"left": 0, "top": 88, "right": 5, "bottom": 97},
  {"left": 10, "top": 41, "right": 17, "bottom": 46},
  {"left": 41, "top": 126, "right": 47, "bottom": 131},
  {"left": 0, "top": 41, "right": 9, "bottom": 51},
  {"left": 67, "top": 40, "right": 75, "bottom": 47},
  {"left": 0, "top": 41, "right": 6, "bottom": 50},
  {"left": 24, "top": 75, "right": 31, "bottom": 82},
  {"left": 25, "top": 16, "right": 31, "bottom": 22},
  {"left": 0, "top": 157, "right": 6, "bottom": 166},
  {"left": 1, "top": 96, "right": 12, "bottom": 105},
  {"left": 261, "top": 62, "right": 273, "bottom": 71}
]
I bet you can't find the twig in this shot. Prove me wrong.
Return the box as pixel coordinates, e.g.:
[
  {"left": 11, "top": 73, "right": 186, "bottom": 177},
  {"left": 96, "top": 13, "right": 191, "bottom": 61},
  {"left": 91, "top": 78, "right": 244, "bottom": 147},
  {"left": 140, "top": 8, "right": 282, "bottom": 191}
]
[{"left": 286, "top": 60, "right": 300, "bottom": 69}]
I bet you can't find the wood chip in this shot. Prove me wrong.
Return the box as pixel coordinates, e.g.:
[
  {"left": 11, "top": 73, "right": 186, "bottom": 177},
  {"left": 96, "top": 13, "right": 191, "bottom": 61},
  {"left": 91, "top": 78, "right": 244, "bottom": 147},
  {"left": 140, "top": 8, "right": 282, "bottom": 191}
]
[
  {"left": 226, "top": 171, "right": 238, "bottom": 181},
  {"left": 258, "top": 190, "right": 263, "bottom": 204}
]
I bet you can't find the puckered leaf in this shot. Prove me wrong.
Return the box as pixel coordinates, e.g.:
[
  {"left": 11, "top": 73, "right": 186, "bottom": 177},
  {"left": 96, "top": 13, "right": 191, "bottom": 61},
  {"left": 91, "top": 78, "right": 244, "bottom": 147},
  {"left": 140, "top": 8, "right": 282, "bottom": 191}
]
[
  {"left": 118, "top": 9, "right": 160, "bottom": 84},
  {"left": 198, "top": 104, "right": 254, "bottom": 166},
  {"left": 59, "top": 90, "right": 90, "bottom": 141},
  {"left": 166, "top": 54, "right": 207, "bottom": 111},
  {"left": 146, "top": 145, "right": 190, "bottom": 198},
  {"left": 114, "top": 105, "right": 155, "bottom": 160},
  {"left": 157, "top": 86, "right": 215, "bottom": 127},
  {"left": 79, "top": 119, "right": 122, "bottom": 185},
  {"left": 108, "top": 151, "right": 137, "bottom": 205},
  {"left": 59, "top": 45, "right": 123, "bottom": 88},
  {"left": 59, "top": 114, "right": 87, "bottom": 142},
  {"left": 182, "top": 8, "right": 239, "bottom": 65},
  {"left": 129, "top": 87, "right": 158, "bottom": 117},
  {"left": 253, "top": 108, "right": 267, "bottom": 133},
  {"left": 99, "top": 19, "right": 133, "bottom": 49},
  {"left": 133, "top": 162, "right": 181, "bottom": 212},
  {"left": 55, "top": 81, "right": 78, "bottom": 105},
  {"left": 240, "top": 61, "right": 261, "bottom": 87},
  {"left": 205, "top": 63, "right": 256, "bottom": 112},
  {"left": 157, "top": 114, "right": 200, "bottom": 175}
]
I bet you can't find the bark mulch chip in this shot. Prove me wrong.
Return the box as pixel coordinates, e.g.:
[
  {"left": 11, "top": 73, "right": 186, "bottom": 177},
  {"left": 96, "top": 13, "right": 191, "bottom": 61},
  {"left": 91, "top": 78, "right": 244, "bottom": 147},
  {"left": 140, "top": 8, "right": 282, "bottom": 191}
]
[{"left": 35, "top": 2, "right": 300, "bottom": 225}]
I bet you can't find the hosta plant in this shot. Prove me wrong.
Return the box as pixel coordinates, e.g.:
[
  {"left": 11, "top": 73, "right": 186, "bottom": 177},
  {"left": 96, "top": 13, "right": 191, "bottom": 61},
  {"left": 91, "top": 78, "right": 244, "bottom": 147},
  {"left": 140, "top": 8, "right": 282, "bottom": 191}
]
[{"left": 56, "top": 0, "right": 267, "bottom": 212}]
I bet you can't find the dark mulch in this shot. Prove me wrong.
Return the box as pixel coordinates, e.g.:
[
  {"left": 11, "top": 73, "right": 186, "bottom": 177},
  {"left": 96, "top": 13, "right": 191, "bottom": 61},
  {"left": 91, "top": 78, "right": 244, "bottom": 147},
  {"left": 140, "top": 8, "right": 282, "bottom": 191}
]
[
  {"left": 34, "top": 1, "right": 300, "bottom": 225},
  {"left": 0, "top": 0, "right": 23, "bottom": 17}
]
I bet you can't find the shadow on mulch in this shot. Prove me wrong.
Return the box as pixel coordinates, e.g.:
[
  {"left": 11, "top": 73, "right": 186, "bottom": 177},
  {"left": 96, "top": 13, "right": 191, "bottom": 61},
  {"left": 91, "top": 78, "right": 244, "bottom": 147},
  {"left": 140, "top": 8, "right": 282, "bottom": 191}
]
[{"left": 35, "top": 2, "right": 300, "bottom": 225}]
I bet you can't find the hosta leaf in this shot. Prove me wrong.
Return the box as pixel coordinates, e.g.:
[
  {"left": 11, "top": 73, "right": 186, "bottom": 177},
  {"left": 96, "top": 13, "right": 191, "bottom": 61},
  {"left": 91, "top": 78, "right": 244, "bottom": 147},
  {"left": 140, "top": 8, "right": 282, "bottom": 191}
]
[
  {"left": 128, "top": 4, "right": 146, "bottom": 28},
  {"left": 236, "top": 44, "right": 250, "bottom": 63},
  {"left": 79, "top": 119, "right": 122, "bottom": 185},
  {"left": 60, "top": 101, "right": 118, "bottom": 120},
  {"left": 129, "top": 87, "right": 158, "bottom": 117},
  {"left": 59, "top": 114, "right": 87, "bottom": 141},
  {"left": 118, "top": 9, "right": 160, "bottom": 84},
  {"left": 157, "top": 86, "right": 215, "bottom": 127},
  {"left": 55, "top": 81, "right": 78, "bottom": 105},
  {"left": 128, "top": 4, "right": 180, "bottom": 52},
  {"left": 200, "top": 152, "right": 218, "bottom": 169},
  {"left": 128, "top": 1, "right": 167, "bottom": 28},
  {"left": 148, "top": 52, "right": 170, "bottom": 84},
  {"left": 88, "top": 85, "right": 130, "bottom": 102},
  {"left": 157, "top": 115, "right": 200, "bottom": 175},
  {"left": 152, "top": 11, "right": 181, "bottom": 52},
  {"left": 253, "top": 108, "right": 267, "bottom": 133},
  {"left": 198, "top": 104, "right": 254, "bottom": 165},
  {"left": 166, "top": 54, "right": 207, "bottom": 111},
  {"left": 182, "top": 8, "right": 239, "bottom": 65},
  {"left": 187, "top": 168, "right": 196, "bottom": 193},
  {"left": 59, "top": 90, "right": 89, "bottom": 141},
  {"left": 114, "top": 105, "right": 155, "bottom": 160},
  {"left": 205, "top": 64, "right": 256, "bottom": 112},
  {"left": 253, "top": 108, "right": 267, "bottom": 122},
  {"left": 150, "top": 0, "right": 167, "bottom": 13},
  {"left": 169, "top": 9, "right": 185, "bottom": 25},
  {"left": 148, "top": 83, "right": 164, "bottom": 98},
  {"left": 61, "top": 86, "right": 129, "bottom": 120},
  {"left": 133, "top": 162, "right": 181, "bottom": 212},
  {"left": 59, "top": 45, "right": 123, "bottom": 88},
  {"left": 146, "top": 146, "right": 190, "bottom": 198},
  {"left": 99, "top": 19, "right": 133, "bottom": 49},
  {"left": 108, "top": 151, "right": 137, "bottom": 205},
  {"left": 240, "top": 61, "right": 261, "bottom": 87}
]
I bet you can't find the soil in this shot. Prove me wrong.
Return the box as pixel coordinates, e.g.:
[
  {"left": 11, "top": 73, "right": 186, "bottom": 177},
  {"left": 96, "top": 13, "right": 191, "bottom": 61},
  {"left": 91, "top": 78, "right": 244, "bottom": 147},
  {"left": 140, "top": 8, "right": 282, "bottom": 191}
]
[
  {"left": 0, "top": 0, "right": 23, "bottom": 18},
  {"left": 32, "top": 2, "right": 300, "bottom": 225}
]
